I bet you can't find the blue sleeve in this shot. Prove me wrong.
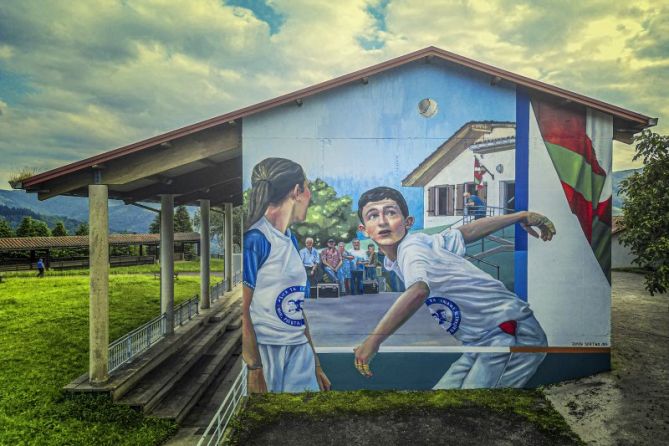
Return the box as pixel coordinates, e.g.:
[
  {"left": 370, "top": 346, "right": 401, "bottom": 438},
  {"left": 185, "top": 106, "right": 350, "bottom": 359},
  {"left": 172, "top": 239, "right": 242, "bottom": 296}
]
[{"left": 243, "top": 229, "right": 271, "bottom": 290}]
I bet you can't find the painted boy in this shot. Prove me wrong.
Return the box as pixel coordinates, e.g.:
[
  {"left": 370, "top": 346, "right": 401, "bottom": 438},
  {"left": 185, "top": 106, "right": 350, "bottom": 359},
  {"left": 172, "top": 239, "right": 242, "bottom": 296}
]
[{"left": 353, "top": 187, "right": 556, "bottom": 389}]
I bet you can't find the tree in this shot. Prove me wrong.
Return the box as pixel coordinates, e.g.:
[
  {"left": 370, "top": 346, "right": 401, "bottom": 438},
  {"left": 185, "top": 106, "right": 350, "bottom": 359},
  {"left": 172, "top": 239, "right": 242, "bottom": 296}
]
[
  {"left": 149, "top": 207, "right": 193, "bottom": 234},
  {"left": 32, "top": 220, "right": 50, "bottom": 237},
  {"left": 174, "top": 206, "right": 194, "bottom": 233},
  {"left": 75, "top": 223, "right": 89, "bottom": 236},
  {"left": 16, "top": 216, "right": 35, "bottom": 237},
  {"left": 52, "top": 221, "right": 68, "bottom": 237},
  {"left": 619, "top": 130, "right": 669, "bottom": 295},
  {"left": 0, "top": 218, "right": 14, "bottom": 237},
  {"left": 149, "top": 213, "right": 160, "bottom": 234}
]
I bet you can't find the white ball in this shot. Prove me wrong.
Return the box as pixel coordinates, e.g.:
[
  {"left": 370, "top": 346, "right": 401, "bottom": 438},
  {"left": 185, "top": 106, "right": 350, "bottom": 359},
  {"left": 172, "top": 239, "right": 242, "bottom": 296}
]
[{"left": 418, "top": 98, "right": 438, "bottom": 118}]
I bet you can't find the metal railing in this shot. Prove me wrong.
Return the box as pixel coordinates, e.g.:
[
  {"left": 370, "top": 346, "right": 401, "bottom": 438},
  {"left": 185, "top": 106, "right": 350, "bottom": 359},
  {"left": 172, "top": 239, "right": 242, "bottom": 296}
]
[
  {"left": 210, "top": 280, "right": 228, "bottom": 302},
  {"left": 198, "top": 367, "right": 248, "bottom": 446},
  {"left": 108, "top": 292, "right": 202, "bottom": 373},
  {"left": 173, "top": 295, "right": 200, "bottom": 328},
  {"left": 109, "top": 314, "right": 165, "bottom": 373},
  {"left": 108, "top": 274, "right": 238, "bottom": 374}
]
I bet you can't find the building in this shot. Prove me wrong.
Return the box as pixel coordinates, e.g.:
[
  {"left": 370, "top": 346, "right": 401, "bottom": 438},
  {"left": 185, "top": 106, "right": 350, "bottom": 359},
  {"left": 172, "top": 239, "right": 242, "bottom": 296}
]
[
  {"left": 402, "top": 121, "right": 516, "bottom": 228},
  {"left": 17, "top": 47, "right": 657, "bottom": 389}
]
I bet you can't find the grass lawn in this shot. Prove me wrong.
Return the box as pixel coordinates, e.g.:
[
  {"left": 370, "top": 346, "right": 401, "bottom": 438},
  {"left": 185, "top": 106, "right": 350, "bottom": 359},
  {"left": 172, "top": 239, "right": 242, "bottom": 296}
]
[
  {"left": 230, "top": 390, "right": 582, "bottom": 445},
  {"left": 0, "top": 274, "right": 216, "bottom": 445},
  {"left": 1, "top": 259, "right": 225, "bottom": 278}
]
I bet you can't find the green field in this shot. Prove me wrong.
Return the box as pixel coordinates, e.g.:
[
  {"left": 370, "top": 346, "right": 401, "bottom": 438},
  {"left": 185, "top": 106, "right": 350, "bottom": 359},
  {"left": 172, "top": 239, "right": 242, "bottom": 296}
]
[
  {"left": 0, "top": 274, "right": 217, "bottom": 445},
  {"left": 0, "top": 258, "right": 225, "bottom": 278}
]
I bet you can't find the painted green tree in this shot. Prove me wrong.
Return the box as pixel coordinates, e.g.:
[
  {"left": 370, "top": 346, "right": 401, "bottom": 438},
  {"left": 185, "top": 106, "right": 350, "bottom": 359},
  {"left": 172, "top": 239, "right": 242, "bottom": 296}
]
[
  {"left": 0, "top": 218, "right": 13, "bottom": 237},
  {"left": 291, "top": 178, "right": 357, "bottom": 247},
  {"left": 619, "top": 130, "right": 669, "bottom": 295}
]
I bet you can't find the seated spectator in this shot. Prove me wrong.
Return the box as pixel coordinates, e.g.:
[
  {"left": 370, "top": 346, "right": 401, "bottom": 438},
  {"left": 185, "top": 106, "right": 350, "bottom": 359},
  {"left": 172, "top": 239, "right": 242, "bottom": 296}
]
[
  {"left": 320, "top": 238, "right": 342, "bottom": 284},
  {"left": 299, "top": 237, "right": 320, "bottom": 298},
  {"left": 349, "top": 239, "right": 366, "bottom": 295}
]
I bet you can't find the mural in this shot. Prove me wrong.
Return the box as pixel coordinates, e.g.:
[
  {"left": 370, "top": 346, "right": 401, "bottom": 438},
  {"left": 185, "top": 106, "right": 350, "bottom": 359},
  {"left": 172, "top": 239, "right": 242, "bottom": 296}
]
[{"left": 241, "top": 61, "right": 612, "bottom": 393}]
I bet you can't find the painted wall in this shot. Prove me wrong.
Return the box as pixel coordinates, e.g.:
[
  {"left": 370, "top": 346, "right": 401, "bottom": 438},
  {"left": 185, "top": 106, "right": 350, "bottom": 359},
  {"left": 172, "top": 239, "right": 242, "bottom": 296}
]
[
  {"left": 240, "top": 59, "right": 613, "bottom": 392},
  {"left": 527, "top": 101, "right": 612, "bottom": 347}
]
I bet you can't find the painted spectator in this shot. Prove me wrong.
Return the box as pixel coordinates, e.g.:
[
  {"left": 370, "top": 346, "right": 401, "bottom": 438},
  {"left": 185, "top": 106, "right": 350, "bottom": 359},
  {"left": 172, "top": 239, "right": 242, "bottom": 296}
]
[
  {"left": 365, "top": 243, "right": 378, "bottom": 281},
  {"left": 464, "top": 191, "right": 487, "bottom": 220},
  {"left": 349, "top": 239, "right": 367, "bottom": 295},
  {"left": 320, "top": 238, "right": 342, "bottom": 284},
  {"left": 337, "top": 242, "right": 354, "bottom": 295},
  {"left": 299, "top": 237, "right": 320, "bottom": 299},
  {"left": 356, "top": 223, "right": 368, "bottom": 240}
]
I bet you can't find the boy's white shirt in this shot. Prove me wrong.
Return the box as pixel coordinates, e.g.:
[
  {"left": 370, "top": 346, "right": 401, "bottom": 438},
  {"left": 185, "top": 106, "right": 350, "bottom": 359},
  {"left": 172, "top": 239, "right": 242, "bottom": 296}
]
[{"left": 384, "top": 229, "right": 533, "bottom": 344}]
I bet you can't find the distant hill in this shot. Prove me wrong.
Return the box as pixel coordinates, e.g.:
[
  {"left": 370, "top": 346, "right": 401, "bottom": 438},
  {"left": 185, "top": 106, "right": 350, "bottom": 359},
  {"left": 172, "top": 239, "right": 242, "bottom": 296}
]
[
  {"left": 612, "top": 168, "right": 642, "bottom": 216},
  {"left": 0, "top": 189, "right": 157, "bottom": 233}
]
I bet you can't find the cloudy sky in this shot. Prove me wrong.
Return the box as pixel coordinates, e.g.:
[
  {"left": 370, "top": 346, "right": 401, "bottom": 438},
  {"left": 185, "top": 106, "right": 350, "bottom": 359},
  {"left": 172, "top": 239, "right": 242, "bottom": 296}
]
[{"left": 0, "top": 0, "right": 666, "bottom": 189}]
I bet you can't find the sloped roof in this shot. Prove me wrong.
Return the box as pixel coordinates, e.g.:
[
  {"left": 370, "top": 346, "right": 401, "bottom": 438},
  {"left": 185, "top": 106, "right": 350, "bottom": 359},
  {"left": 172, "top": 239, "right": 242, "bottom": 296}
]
[
  {"left": 402, "top": 121, "right": 515, "bottom": 187},
  {"left": 0, "top": 232, "right": 200, "bottom": 251},
  {"left": 21, "top": 46, "right": 656, "bottom": 191}
]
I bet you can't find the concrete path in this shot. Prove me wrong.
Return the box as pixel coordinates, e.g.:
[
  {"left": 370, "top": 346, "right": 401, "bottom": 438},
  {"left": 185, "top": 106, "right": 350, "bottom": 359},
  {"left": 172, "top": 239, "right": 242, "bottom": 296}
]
[{"left": 544, "top": 271, "right": 669, "bottom": 445}]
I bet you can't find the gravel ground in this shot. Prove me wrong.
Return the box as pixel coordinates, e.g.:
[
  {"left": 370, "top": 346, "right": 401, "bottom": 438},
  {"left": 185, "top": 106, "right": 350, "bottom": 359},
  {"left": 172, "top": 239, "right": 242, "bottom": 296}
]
[{"left": 544, "top": 271, "right": 669, "bottom": 445}]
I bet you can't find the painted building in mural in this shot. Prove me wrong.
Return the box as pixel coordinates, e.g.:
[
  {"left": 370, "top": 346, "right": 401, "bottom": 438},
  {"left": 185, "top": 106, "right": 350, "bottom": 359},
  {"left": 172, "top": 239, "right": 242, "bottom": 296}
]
[{"left": 236, "top": 47, "right": 654, "bottom": 392}]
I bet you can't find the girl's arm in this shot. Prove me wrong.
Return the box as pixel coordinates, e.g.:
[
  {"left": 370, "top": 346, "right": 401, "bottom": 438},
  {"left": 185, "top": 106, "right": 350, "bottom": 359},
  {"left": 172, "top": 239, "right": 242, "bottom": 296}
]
[
  {"left": 242, "top": 285, "right": 268, "bottom": 393},
  {"left": 304, "top": 312, "right": 331, "bottom": 391}
]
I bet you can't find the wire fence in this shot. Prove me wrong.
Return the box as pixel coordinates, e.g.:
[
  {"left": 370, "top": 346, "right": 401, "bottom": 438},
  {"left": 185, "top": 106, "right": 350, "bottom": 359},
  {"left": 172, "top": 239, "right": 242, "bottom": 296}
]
[{"left": 198, "top": 366, "right": 247, "bottom": 446}]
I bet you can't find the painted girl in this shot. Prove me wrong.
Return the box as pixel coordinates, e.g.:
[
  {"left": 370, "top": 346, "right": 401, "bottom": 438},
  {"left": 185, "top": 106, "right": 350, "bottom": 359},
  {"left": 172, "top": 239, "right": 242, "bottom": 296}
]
[{"left": 242, "top": 157, "right": 331, "bottom": 393}]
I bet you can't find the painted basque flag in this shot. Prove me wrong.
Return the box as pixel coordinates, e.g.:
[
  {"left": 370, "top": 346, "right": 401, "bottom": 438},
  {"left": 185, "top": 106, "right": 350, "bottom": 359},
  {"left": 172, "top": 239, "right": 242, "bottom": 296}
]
[
  {"left": 474, "top": 157, "right": 484, "bottom": 190},
  {"left": 532, "top": 101, "right": 612, "bottom": 283}
]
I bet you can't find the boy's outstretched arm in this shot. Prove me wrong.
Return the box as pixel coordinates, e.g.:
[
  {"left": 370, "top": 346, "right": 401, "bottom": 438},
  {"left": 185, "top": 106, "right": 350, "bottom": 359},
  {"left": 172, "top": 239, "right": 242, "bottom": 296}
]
[
  {"left": 458, "top": 211, "right": 556, "bottom": 243},
  {"left": 354, "top": 281, "right": 430, "bottom": 377}
]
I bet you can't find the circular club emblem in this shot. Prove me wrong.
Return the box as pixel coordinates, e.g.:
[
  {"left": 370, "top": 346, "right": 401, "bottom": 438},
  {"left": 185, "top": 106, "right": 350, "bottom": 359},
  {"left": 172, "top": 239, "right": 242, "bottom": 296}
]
[
  {"left": 275, "top": 286, "right": 306, "bottom": 327},
  {"left": 425, "top": 297, "right": 461, "bottom": 335}
]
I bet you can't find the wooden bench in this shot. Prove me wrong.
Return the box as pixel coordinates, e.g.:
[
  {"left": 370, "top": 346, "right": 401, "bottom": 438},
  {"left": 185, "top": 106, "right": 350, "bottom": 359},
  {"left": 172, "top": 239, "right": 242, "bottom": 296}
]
[{"left": 153, "top": 272, "right": 179, "bottom": 281}]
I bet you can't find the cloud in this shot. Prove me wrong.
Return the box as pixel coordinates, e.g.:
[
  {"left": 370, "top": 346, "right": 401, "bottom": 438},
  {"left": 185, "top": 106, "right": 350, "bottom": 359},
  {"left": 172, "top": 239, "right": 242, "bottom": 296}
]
[{"left": 0, "top": 0, "right": 666, "bottom": 189}]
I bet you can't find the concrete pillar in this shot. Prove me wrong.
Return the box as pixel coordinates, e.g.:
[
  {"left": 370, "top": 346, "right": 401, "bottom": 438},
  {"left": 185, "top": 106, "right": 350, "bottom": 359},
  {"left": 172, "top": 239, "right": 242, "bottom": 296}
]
[
  {"left": 199, "top": 199, "right": 211, "bottom": 310},
  {"left": 224, "top": 202, "right": 233, "bottom": 291},
  {"left": 160, "top": 195, "right": 175, "bottom": 335},
  {"left": 89, "top": 184, "right": 109, "bottom": 384}
]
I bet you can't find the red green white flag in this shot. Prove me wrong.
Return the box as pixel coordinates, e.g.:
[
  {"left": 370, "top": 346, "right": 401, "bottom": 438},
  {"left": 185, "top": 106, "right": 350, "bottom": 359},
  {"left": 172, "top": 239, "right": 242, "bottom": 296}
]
[{"left": 532, "top": 100, "right": 612, "bottom": 283}]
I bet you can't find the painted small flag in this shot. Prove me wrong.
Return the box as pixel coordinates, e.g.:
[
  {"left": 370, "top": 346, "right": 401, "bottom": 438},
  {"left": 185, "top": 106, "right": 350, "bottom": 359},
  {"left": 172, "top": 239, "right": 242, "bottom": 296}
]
[{"left": 474, "top": 157, "right": 484, "bottom": 190}]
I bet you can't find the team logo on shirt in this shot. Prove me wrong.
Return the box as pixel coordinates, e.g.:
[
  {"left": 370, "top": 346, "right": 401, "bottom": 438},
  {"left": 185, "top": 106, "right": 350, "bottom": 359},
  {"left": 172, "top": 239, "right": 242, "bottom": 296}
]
[
  {"left": 425, "top": 297, "right": 461, "bottom": 335},
  {"left": 275, "top": 286, "right": 306, "bottom": 327}
]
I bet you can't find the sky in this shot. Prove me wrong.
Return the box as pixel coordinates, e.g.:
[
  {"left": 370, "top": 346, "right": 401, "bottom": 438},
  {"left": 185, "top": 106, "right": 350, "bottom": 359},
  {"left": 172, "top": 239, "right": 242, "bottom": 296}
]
[{"left": 0, "top": 0, "right": 667, "bottom": 189}]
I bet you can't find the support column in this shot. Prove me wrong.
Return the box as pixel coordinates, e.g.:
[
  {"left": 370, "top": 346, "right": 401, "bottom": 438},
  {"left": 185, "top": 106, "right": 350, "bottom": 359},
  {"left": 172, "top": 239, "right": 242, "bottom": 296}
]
[
  {"left": 89, "top": 184, "right": 109, "bottom": 384},
  {"left": 160, "top": 195, "right": 175, "bottom": 335},
  {"left": 199, "top": 199, "right": 211, "bottom": 310},
  {"left": 224, "top": 202, "right": 233, "bottom": 291}
]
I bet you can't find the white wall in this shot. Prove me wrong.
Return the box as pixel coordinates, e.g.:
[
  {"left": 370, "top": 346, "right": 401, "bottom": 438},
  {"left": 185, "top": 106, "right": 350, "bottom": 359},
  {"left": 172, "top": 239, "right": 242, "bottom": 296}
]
[
  {"left": 527, "top": 106, "right": 611, "bottom": 347},
  {"left": 612, "top": 233, "right": 636, "bottom": 268}
]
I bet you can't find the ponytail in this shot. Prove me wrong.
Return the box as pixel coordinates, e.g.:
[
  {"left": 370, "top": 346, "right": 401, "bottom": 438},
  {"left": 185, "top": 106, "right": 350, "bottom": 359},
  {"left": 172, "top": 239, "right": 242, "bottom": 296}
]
[{"left": 246, "top": 158, "right": 306, "bottom": 230}]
